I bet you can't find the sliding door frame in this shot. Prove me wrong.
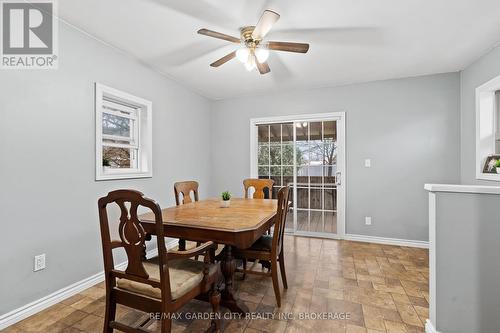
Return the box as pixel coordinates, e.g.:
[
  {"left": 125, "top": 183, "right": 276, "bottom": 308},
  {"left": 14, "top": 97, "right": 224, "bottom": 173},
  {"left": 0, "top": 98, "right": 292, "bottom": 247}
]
[{"left": 249, "top": 112, "right": 346, "bottom": 239}]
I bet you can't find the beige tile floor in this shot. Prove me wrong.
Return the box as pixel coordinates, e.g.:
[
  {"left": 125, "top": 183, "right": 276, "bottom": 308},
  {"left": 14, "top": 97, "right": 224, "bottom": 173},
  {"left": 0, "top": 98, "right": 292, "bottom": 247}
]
[{"left": 2, "top": 236, "right": 429, "bottom": 333}]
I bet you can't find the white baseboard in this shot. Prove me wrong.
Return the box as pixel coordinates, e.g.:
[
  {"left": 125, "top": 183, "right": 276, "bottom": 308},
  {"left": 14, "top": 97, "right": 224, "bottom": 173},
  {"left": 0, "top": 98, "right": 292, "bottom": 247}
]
[
  {"left": 425, "top": 319, "right": 440, "bottom": 333},
  {"left": 344, "top": 233, "right": 429, "bottom": 248},
  {"left": 0, "top": 239, "right": 178, "bottom": 330}
]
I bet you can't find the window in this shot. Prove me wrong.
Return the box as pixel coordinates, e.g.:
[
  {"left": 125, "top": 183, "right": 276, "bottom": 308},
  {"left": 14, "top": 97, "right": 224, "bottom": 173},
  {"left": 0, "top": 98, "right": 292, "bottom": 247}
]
[
  {"left": 476, "top": 76, "right": 500, "bottom": 181},
  {"left": 95, "top": 83, "right": 152, "bottom": 180}
]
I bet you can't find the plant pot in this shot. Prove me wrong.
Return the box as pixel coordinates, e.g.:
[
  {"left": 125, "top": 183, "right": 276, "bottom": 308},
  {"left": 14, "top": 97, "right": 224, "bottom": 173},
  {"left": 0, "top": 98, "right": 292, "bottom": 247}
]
[
  {"left": 496, "top": 167, "right": 500, "bottom": 174},
  {"left": 220, "top": 200, "right": 230, "bottom": 208}
]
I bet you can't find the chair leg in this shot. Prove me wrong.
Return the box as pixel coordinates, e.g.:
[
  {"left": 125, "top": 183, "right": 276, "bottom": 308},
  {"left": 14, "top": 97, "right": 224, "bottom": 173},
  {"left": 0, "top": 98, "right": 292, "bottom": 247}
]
[
  {"left": 279, "top": 251, "right": 288, "bottom": 289},
  {"left": 103, "top": 294, "right": 116, "bottom": 333},
  {"left": 271, "top": 259, "right": 281, "bottom": 308},
  {"left": 241, "top": 259, "right": 247, "bottom": 280},
  {"left": 209, "top": 286, "right": 221, "bottom": 332},
  {"left": 160, "top": 316, "right": 172, "bottom": 333}
]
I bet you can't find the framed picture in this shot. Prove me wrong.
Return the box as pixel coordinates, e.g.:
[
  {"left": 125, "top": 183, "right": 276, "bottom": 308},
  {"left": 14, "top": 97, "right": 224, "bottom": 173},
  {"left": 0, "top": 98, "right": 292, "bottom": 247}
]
[{"left": 482, "top": 155, "right": 500, "bottom": 173}]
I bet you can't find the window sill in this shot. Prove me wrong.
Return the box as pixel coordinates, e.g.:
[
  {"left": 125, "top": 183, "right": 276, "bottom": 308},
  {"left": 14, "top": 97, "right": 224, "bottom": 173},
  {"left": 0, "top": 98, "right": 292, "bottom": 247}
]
[
  {"left": 476, "top": 173, "right": 500, "bottom": 182},
  {"left": 96, "top": 171, "right": 152, "bottom": 181}
]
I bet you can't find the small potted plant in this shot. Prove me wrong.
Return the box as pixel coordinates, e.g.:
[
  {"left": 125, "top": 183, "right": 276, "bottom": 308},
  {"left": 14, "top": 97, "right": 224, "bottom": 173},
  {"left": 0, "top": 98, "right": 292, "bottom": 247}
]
[
  {"left": 103, "top": 157, "right": 111, "bottom": 172},
  {"left": 220, "top": 191, "right": 231, "bottom": 208},
  {"left": 496, "top": 159, "right": 500, "bottom": 173}
]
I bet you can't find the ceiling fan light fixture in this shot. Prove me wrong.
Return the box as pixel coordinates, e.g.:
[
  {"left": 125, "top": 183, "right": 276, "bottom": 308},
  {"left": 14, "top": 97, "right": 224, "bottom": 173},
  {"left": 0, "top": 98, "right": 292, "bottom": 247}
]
[
  {"left": 255, "top": 48, "right": 269, "bottom": 63},
  {"left": 244, "top": 53, "right": 256, "bottom": 71},
  {"left": 236, "top": 48, "right": 250, "bottom": 63}
]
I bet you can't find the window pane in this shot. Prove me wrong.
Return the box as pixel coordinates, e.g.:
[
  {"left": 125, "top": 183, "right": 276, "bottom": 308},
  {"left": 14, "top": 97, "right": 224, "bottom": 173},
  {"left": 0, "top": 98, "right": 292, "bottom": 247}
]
[
  {"left": 297, "top": 210, "right": 309, "bottom": 232},
  {"left": 282, "top": 166, "right": 293, "bottom": 176},
  {"left": 270, "top": 144, "right": 281, "bottom": 165},
  {"left": 281, "top": 144, "right": 294, "bottom": 166},
  {"left": 258, "top": 166, "right": 269, "bottom": 177},
  {"left": 271, "top": 176, "right": 282, "bottom": 187},
  {"left": 324, "top": 165, "right": 336, "bottom": 181},
  {"left": 297, "top": 188, "right": 309, "bottom": 209},
  {"left": 258, "top": 125, "right": 269, "bottom": 143},
  {"left": 269, "top": 124, "right": 281, "bottom": 143},
  {"left": 296, "top": 142, "right": 310, "bottom": 165},
  {"left": 282, "top": 123, "right": 293, "bottom": 144},
  {"left": 324, "top": 186, "right": 336, "bottom": 211},
  {"left": 310, "top": 188, "right": 322, "bottom": 210},
  {"left": 296, "top": 165, "right": 308, "bottom": 179},
  {"left": 324, "top": 121, "right": 336, "bottom": 140},
  {"left": 270, "top": 166, "right": 281, "bottom": 177},
  {"left": 295, "top": 122, "right": 308, "bottom": 141},
  {"left": 309, "top": 142, "right": 324, "bottom": 165},
  {"left": 103, "top": 147, "right": 136, "bottom": 169},
  {"left": 309, "top": 122, "right": 322, "bottom": 141},
  {"left": 258, "top": 144, "right": 269, "bottom": 165},
  {"left": 308, "top": 165, "right": 323, "bottom": 179},
  {"left": 102, "top": 113, "right": 132, "bottom": 137},
  {"left": 283, "top": 175, "right": 293, "bottom": 186},
  {"left": 324, "top": 140, "right": 336, "bottom": 166}
]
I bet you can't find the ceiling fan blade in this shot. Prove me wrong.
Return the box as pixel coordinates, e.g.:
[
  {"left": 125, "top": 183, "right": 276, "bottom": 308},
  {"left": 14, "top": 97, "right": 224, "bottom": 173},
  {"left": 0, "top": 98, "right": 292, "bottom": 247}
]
[
  {"left": 198, "top": 29, "right": 240, "bottom": 43},
  {"left": 252, "top": 10, "right": 280, "bottom": 40},
  {"left": 210, "top": 51, "right": 236, "bottom": 67},
  {"left": 267, "top": 41, "right": 309, "bottom": 53},
  {"left": 256, "top": 61, "right": 271, "bottom": 75}
]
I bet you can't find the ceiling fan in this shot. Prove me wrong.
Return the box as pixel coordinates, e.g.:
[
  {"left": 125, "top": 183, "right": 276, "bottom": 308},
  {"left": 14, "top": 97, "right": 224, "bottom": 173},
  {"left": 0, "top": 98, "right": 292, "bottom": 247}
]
[{"left": 197, "top": 10, "right": 309, "bottom": 74}]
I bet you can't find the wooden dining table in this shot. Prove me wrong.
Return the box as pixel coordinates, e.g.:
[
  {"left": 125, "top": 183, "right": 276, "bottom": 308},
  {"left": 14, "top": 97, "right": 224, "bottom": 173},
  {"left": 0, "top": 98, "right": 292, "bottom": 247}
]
[{"left": 139, "top": 197, "right": 278, "bottom": 313}]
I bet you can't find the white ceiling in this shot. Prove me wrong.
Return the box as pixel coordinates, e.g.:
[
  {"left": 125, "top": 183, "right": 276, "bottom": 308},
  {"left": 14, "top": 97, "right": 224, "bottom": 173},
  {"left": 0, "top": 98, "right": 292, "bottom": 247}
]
[{"left": 59, "top": 0, "right": 500, "bottom": 100}]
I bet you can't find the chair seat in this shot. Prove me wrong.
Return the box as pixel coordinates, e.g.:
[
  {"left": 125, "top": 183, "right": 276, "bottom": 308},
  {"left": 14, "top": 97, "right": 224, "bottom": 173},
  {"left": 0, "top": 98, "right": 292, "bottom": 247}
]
[
  {"left": 117, "top": 258, "right": 218, "bottom": 300},
  {"left": 247, "top": 235, "right": 273, "bottom": 252}
]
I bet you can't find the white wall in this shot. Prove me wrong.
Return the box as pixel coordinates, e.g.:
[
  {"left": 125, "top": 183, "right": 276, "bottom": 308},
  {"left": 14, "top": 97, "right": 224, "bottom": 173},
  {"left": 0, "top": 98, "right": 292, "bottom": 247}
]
[
  {"left": 210, "top": 73, "right": 461, "bottom": 241},
  {"left": 0, "top": 23, "right": 211, "bottom": 314},
  {"left": 460, "top": 45, "right": 500, "bottom": 184}
]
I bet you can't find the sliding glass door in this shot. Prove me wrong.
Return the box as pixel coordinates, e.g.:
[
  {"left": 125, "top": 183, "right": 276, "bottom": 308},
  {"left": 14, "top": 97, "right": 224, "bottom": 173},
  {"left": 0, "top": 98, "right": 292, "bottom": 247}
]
[{"left": 252, "top": 113, "right": 345, "bottom": 238}]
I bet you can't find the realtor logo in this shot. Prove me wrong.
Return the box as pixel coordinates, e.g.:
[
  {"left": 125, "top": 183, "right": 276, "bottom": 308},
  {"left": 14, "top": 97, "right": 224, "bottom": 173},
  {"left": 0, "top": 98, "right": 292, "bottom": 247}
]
[{"left": 1, "top": 0, "right": 58, "bottom": 69}]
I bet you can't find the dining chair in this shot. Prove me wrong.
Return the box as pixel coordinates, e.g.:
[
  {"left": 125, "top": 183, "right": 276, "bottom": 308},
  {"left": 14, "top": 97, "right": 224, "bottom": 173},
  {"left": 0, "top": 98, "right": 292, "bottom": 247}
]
[
  {"left": 174, "top": 181, "right": 199, "bottom": 251},
  {"left": 98, "top": 189, "right": 221, "bottom": 333},
  {"left": 244, "top": 178, "right": 275, "bottom": 238},
  {"left": 243, "top": 178, "right": 274, "bottom": 199},
  {"left": 233, "top": 186, "right": 290, "bottom": 307}
]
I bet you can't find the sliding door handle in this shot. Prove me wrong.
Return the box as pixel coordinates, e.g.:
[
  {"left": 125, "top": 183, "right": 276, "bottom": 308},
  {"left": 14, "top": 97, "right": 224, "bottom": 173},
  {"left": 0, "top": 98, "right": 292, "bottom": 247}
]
[{"left": 335, "top": 171, "right": 341, "bottom": 186}]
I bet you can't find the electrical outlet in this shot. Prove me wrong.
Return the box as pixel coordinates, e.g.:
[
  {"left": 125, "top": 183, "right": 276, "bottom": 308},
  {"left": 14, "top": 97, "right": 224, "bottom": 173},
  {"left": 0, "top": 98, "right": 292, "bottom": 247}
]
[
  {"left": 365, "top": 217, "right": 372, "bottom": 225},
  {"left": 364, "top": 159, "right": 371, "bottom": 168},
  {"left": 34, "top": 254, "right": 46, "bottom": 272}
]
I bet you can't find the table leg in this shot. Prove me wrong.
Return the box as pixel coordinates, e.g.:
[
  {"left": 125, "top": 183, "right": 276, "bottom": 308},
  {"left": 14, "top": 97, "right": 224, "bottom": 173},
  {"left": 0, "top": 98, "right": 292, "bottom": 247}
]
[{"left": 220, "top": 245, "right": 249, "bottom": 314}]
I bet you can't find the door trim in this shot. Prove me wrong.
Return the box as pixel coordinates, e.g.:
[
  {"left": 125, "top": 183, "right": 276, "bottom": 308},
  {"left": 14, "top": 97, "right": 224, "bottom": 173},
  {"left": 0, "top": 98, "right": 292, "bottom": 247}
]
[{"left": 249, "top": 112, "right": 346, "bottom": 238}]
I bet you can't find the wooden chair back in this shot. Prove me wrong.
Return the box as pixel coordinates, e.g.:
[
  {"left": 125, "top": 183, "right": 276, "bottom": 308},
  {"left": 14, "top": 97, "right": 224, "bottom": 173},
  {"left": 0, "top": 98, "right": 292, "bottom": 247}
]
[
  {"left": 243, "top": 178, "right": 274, "bottom": 199},
  {"left": 174, "top": 181, "right": 199, "bottom": 205},
  {"left": 98, "top": 189, "right": 173, "bottom": 304},
  {"left": 272, "top": 186, "right": 290, "bottom": 256}
]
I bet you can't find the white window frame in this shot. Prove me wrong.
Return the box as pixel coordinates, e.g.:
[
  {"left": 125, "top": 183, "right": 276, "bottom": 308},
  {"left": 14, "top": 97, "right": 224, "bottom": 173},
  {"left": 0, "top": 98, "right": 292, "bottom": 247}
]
[
  {"left": 95, "top": 83, "right": 152, "bottom": 181},
  {"left": 475, "top": 75, "right": 500, "bottom": 181}
]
